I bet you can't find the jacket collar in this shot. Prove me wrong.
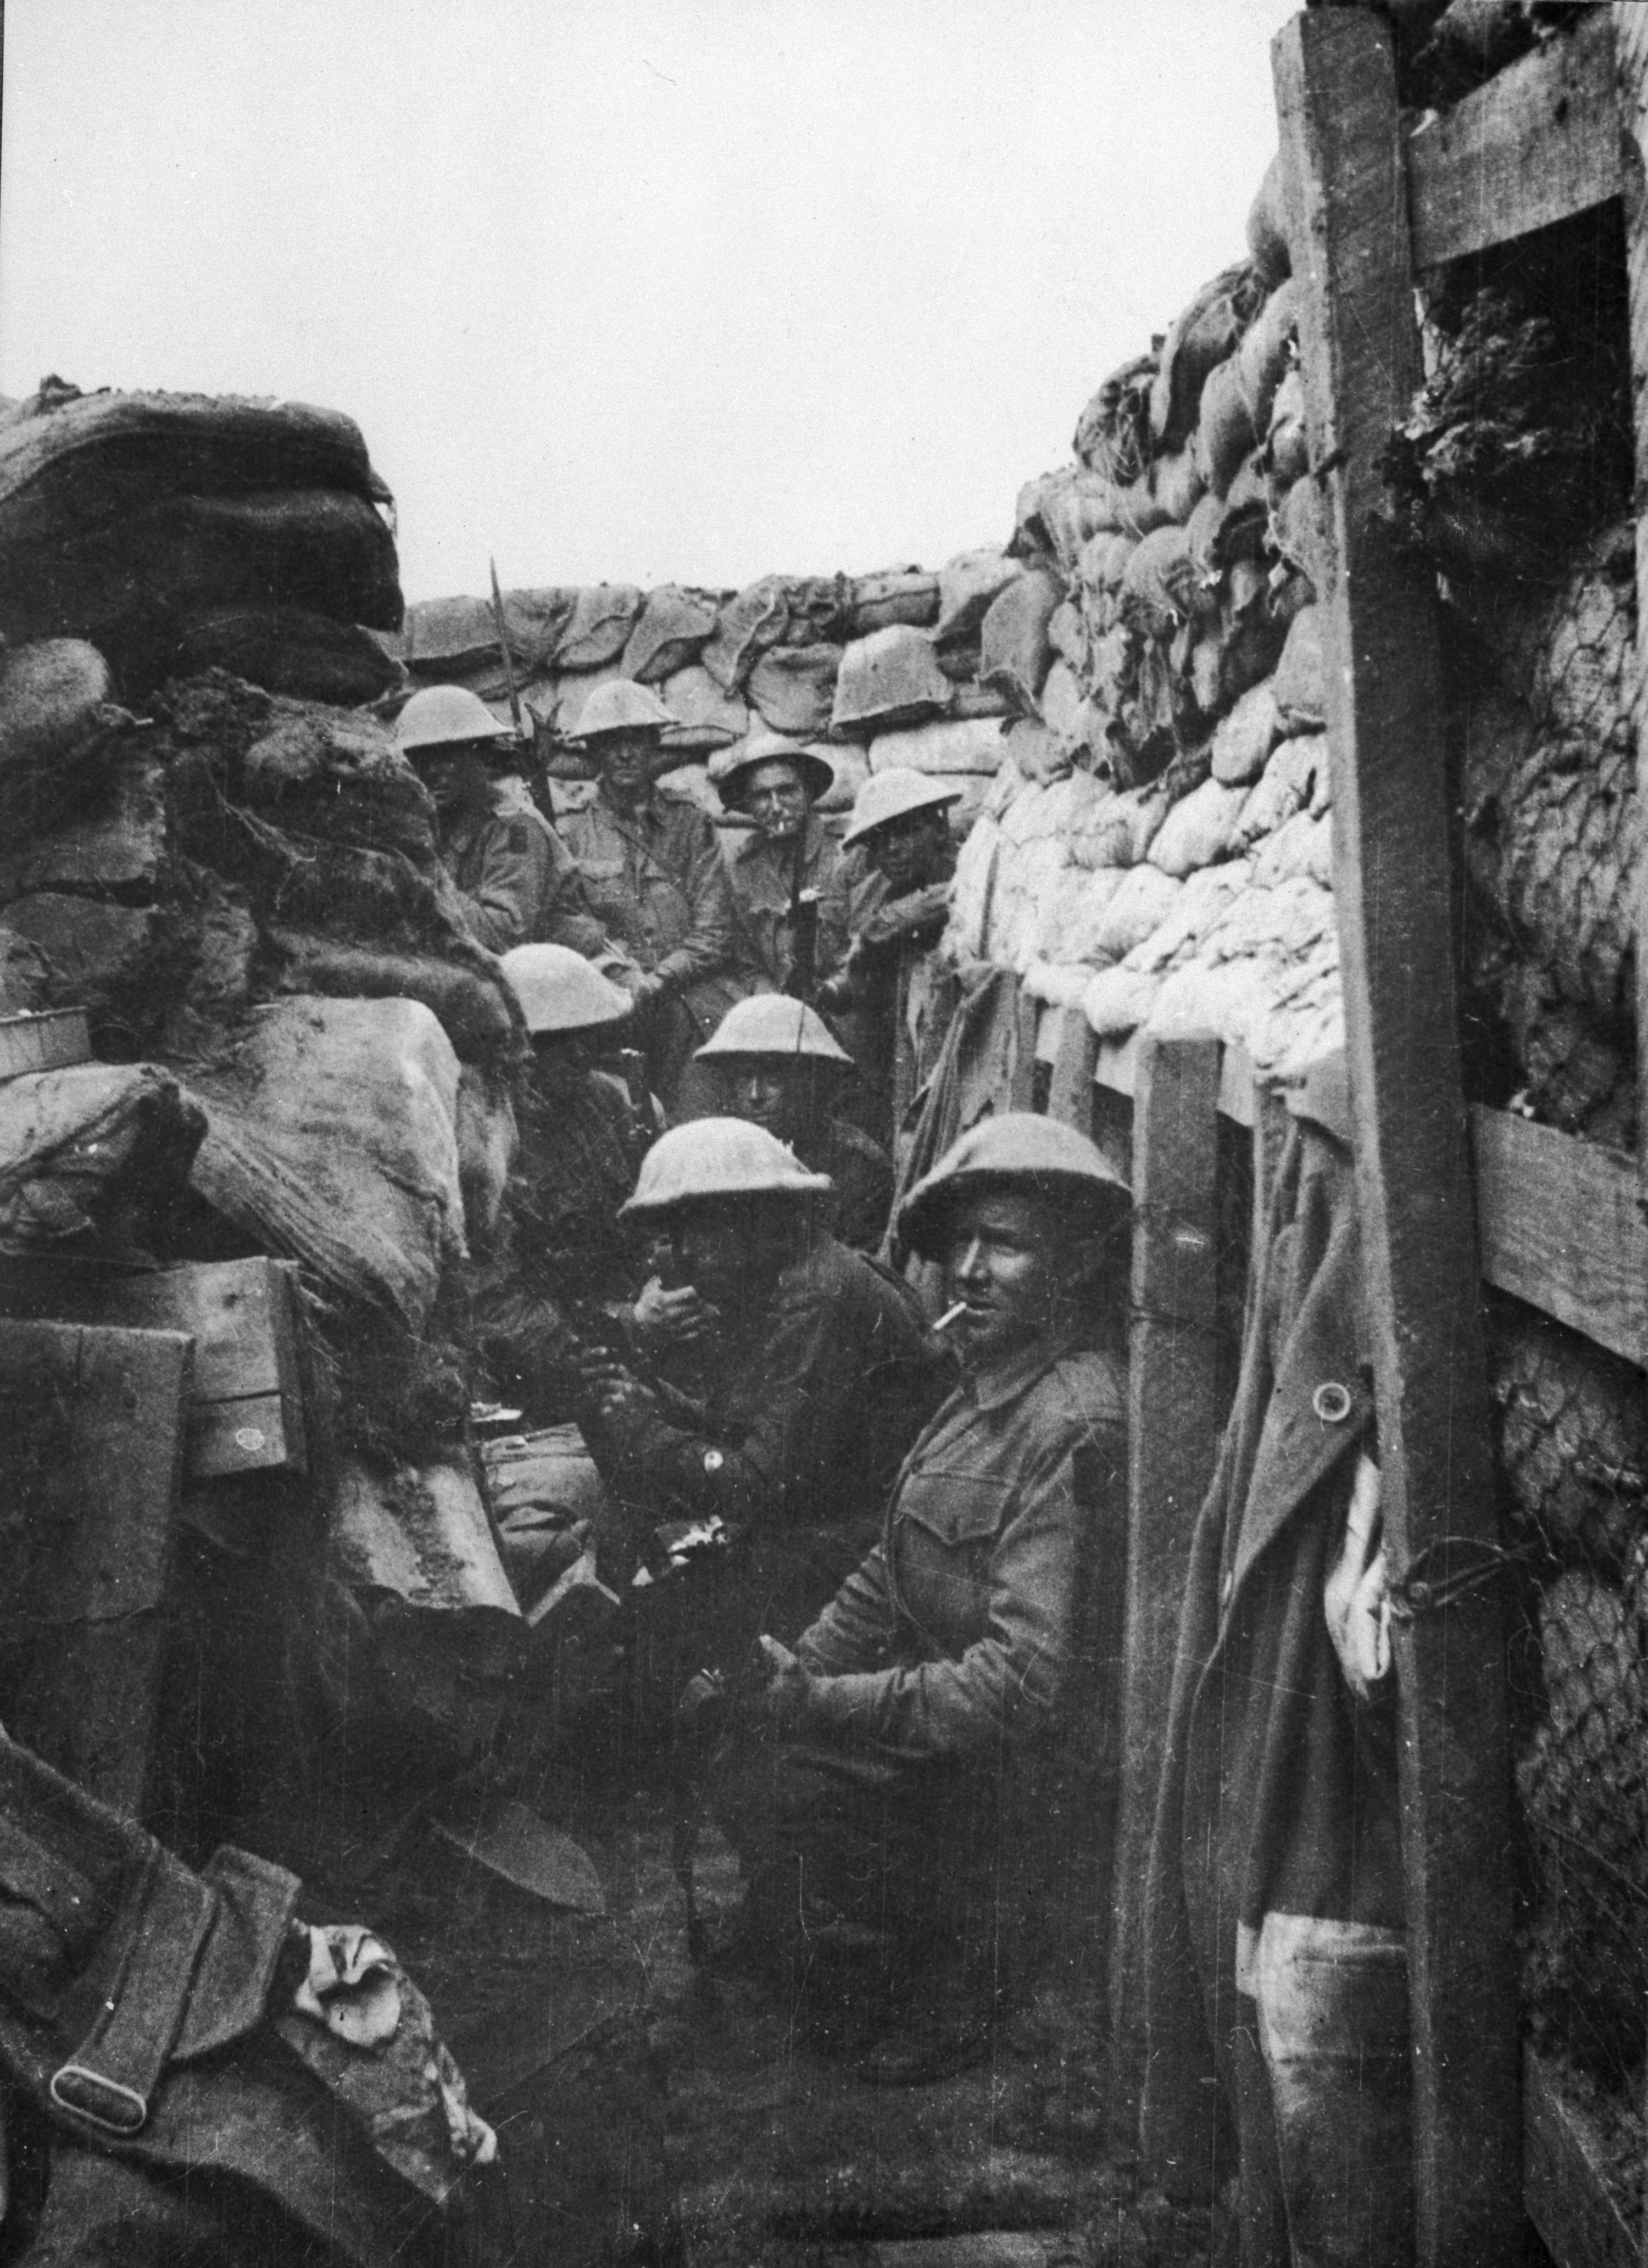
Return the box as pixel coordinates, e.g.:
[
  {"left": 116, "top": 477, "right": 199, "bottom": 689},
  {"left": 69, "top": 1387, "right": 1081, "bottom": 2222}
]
[
  {"left": 961, "top": 1323, "right": 1083, "bottom": 1413},
  {"left": 596, "top": 783, "right": 657, "bottom": 831}
]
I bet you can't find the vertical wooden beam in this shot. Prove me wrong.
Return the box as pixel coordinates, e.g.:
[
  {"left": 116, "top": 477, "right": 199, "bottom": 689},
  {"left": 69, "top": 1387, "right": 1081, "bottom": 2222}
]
[
  {"left": 1110, "top": 1035, "right": 1221, "bottom": 2148},
  {"left": 1009, "top": 991, "right": 1042, "bottom": 1110},
  {"left": 1275, "top": 15, "right": 1519, "bottom": 2263},
  {"left": 1046, "top": 1007, "right": 1098, "bottom": 1134},
  {"left": 1614, "top": 6, "right": 1648, "bottom": 1211}
]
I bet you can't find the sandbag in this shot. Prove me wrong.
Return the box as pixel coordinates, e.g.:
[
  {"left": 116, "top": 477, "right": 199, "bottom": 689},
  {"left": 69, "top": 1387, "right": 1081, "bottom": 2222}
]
[
  {"left": 1083, "top": 964, "right": 1163, "bottom": 1039},
  {"left": 169, "top": 605, "right": 404, "bottom": 707},
  {"left": 979, "top": 569, "right": 1061, "bottom": 710},
  {"left": 186, "top": 995, "right": 466, "bottom": 1329},
  {"left": 0, "top": 748, "right": 170, "bottom": 901},
  {"left": 0, "top": 894, "right": 189, "bottom": 1056},
  {"left": 0, "top": 383, "right": 392, "bottom": 565},
  {"left": 1246, "top": 154, "right": 1291, "bottom": 288},
  {"left": 1235, "top": 280, "right": 1299, "bottom": 433},
  {"left": 746, "top": 643, "right": 840, "bottom": 736},
  {"left": 815, "top": 743, "right": 868, "bottom": 814},
  {"left": 0, "top": 637, "right": 131, "bottom": 837},
  {"left": 1211, "top": 678, "right": 1282, "bottom": 784},
  {"left": 1073, "top": 353, "right": 1156, "bottom": 483},
  {"left": 0, "top": 1061, "right": 205, "bottom": 1252},
  {"left": 950, "top": 679, "right": 1015, "bottom": 722},
  {"left": 402, "top": 587, "right": 575, "bottom": 677},
  {"left": 700, "top": 577, "right": 790, "bottom": 691},
  {"left": 553, "top": 586, "right": 643, "bottom": 672},
  {"left": 620, "top": 585, "right": 718, "bottom": 683},
  {"left": 1002, "top": 717, "right": 1072, "bottom": 787},
  {"left": 1120, "top": 525, "right": 1201, "bottom": 640},
  {"left": 1267, "top": 367, "right": 1310, "bottom": 486},
  {"left": 832, "top": 625, "right": 953, "bottom": 734},
  {"left": 866, "top": 717, "right": 1006, "bottom": 776},
  {"left": 1150, "top": 445, "right": 1208, "bottom": 528},
  {"left": 658, "top": 663, "right": 749, "bottom": 750},
  {"left": 1252, "top": 807, "right": 1334, "bottom": 890},
  {"left": 847, "top": 568, "right": 940, "bottom": 635},
  {"left": 1151, "top": 264, "right": 1261, "bottom": 453},
  {"left": 1012, "top": 468, "right": 1123, "bottom": 571},
  {"left": 1034, "top": 863, "right": 1128, "bottom": 967},
  {"left": 1148, "top": 777, "right": 1250, "bottom": 878},
  {"left": 934, "top": 549, "right": 1023, "bottom": 647},
  {"left": 1234, "top": 731, "right": 1331, "bottom": 849},
  {"left": 1087, "top": 863, "right": 1184, "bottom": 960},
  {"left": 456, "top": 1063, "right": 519, "bottom": 1254},
  {"left": 265, "top": 932, "right": 518, "bottom": 1062},
  {"left": 1068, "top": 782, "right": 1168, "bottom": 871},
  {"left": 1272, "top": 604, "right": 1328, "bottom": 732},
  {"left": 0, "top": 927, "right": 53, "bottom": 1013},
  {"left": 1037, "top": 660, "right": 1093, "bottom": 754},
  {"left": 1195, "top": 357, "right": 1261, "bottom": 498},
  {"left": 1048, "top": 600, "right": 1087, "bottom": 672}
]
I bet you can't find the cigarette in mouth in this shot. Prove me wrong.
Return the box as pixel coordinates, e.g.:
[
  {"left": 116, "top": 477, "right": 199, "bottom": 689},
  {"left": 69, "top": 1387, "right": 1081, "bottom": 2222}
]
[{"left": 933, "top": 1300, "right": 970, "bottom": 1335}]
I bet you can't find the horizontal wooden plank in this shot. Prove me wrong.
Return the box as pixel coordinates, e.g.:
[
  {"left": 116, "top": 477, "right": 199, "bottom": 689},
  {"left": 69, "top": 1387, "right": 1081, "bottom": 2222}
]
[
  {"left": 1093, "top": 1031, "right": 1258, "bottom": 1129},
  {"left": 1522, "top": 2045, "right": 1638, "bottom": 2268},
  {"left": 1407, "top": 8, "right": 1620, "bottom": 268},
  {"left": 1471, "top": 1107, "right": 1648, "bottom": 1369}
]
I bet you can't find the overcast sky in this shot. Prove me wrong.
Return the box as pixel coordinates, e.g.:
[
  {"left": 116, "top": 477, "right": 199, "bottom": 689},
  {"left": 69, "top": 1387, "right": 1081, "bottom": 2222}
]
[{"left": 1, "top": 0, "right": 1295, "bottom": 603}]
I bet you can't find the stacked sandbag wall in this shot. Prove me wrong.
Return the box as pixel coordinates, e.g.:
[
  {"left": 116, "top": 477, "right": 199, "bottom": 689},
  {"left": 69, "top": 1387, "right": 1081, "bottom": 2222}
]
[{"left": 392, "top": 556, "right": 1023, "bottom": 845}]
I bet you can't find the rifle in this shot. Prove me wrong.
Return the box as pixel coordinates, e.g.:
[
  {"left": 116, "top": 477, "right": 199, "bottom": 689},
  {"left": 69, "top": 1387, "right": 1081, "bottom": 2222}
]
[
  {"left": 782, "top": 828, "right": 821, "bottom": 1004},
  {"left": 488, "top": 556, "right": 527, "bottom": 744}
]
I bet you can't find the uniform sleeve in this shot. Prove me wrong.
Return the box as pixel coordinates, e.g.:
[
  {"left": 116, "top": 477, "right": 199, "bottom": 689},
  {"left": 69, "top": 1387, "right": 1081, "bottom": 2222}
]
[
  {"left": 595, "top": 1267, "right": 856, "bottom": 1526},
  {"left": 814, "top": 846, "right": 853, "bottom": 985},
  {"left": 537, "top": 823, "right": 638, "bottom": 974},
  {"left": 801, "top": 1423, "right": 1115, "bottom": 1762},
  {"left": 795, "top": 1543, "right": 896, "bottom": 1674},
  {"left": 453, "top": 815, "right": 552, "bottom": 954},
  {"left": 654, "top": 811, "right": 741, "bottom": 992}
]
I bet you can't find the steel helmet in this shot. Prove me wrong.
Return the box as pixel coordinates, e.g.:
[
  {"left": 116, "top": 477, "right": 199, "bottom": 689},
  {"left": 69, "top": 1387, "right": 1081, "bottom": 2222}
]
[
  {"left": 710, "top": 732, "right": 836, "bottom": 810},
  {"left": 618, "top": 1118, "right": 832, "bottom": 1219},
  {"left": 499, "top": 944, "right": 633, "bottom": 1035},
  {"left": 897, "top": 1112, "right": 1130, "bottom": 1258},
  {"left": 840, "top": 766, "right": 962, "bottom": 849},
  {"left": 572, "top": 678, "right": 677, "bottom": 742},
  {"left": 396, "top": 683, "right": 514, "bottom": 755},
  {"left": 695, "top": 994, "right": 853, "bottom": 1067}
]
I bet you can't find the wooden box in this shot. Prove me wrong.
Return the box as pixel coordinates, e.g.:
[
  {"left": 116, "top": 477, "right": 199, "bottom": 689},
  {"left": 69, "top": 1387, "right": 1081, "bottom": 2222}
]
[
  {"left": 0, "top": 1255, "right": 306, "bottom": 1478},
  {"left": 0, "top": 1007, "right": 92, "bottom": 1080}
]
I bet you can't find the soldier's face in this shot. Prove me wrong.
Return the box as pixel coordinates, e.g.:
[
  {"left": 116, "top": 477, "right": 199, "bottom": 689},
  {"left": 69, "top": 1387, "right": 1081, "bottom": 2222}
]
[
  {"left": 598, "top": 732, "right": 655, "bottom": 804},
  {"left": 723, "top": 1058, "right": 803, "bottom": 1144},
  {"left": 414, "top": 744, "right": 492, "bottom": 820},
  {"left": 675, "top": 1199, "right": 794, "bottom": 1305},
  {"left": 866, "top": 810, "right": 944, "bottom": 893},
  {"left": 745, "top": 761, "right": 810, "bottom": 844},
  {"left": 940, "top": 1191, "right": 1064, "bottom": 1368}
]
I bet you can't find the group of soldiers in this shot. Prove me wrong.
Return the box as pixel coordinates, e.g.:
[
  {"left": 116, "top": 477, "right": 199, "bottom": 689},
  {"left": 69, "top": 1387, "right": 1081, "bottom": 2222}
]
[{"left": 397, "top": 675, "right": 1132, "bottom": 2084}]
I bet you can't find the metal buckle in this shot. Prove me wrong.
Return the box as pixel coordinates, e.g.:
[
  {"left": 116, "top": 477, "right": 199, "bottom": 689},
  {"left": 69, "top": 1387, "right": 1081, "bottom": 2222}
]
[{"left": 50, "top": 2062, "right": 148, "bottom": 2135}]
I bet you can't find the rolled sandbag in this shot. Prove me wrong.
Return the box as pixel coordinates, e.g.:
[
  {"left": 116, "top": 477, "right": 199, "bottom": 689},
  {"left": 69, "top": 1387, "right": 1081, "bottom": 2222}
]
[
  {"left": 0, "top": 1061, "right": 205, "bottom": 1253},
  {"left": 1013, "top": 469, "right": 1123, "bottom": 572},
  {"left": 658, "top": 664, "right": 749, "bottom": 751},
  {"left": 833, "top": 625, "right": 953, "bottom": 735},
  {"left": 1196, "top": 358, "right": 1261, "bottom": 498},
  {"left": 746, "top": 643, "right": 840, "bottom": 736},
  {"left": 847, "top": 569, "right": 940, "bottom": 636},
  {"left": 1073, "top": 353, "right": 1156, "bottom": 484},
  {"left": 658, "top": 764, "right": 721, "bottom": 821},
  {"left": 701, "top": 577, "right": 790, "bottom": 692},
  {"left": 949, "top": 681, "right": 1015, "bottom": 722},
  {"left": 1120, "top": 526, "right": 1201, "bottom": 640},
  {"left": 620, "top": 585, "right": 718, "bottom": 683},
  {"left": 538, "top": 663, "right": 622, "bottom": 742},
  {"left": 456, "top": 1062, "right": 519, "bottom": 1252},
  {"left": 867, "top": 717, "right": 1006, "bottom": 776},
  {"left": 1272, "top": 605, "right": 1327, "bottom": 732},
  {"left": 553, "top": 586, "right": 643, "bottom": 672},
  {"left": 1212, "top": 679, "right": 1282, "bottom": 784},
  {"left": 1083, "top": 964, "right": 1162, "bottom": 1039},
  {"left": 1038, "top": 661, "right": 1092, "bottom": 753},
  {"left": 1235, "top": 280, "right": 1299, "bottom": 434},
  {"left": 979, "top": 569, "right": 1061, "bottom": 710},
  {"left": 1074, "top": 532, "right": 1140, "bottom": 633},
  {"left": 1267, "top": 369, "right": 1310, "bottom": 487},
  {"left": 1122, "top": 857, "right": 1256, "bottom": 974},
  {"left": 186, "top": 994, "right": 466, "bottom": 1327},
  {"left": 1148, "top": 777, "right": 1250, "bottom": 878},
  {"left": 1151, "top": 264, "right": 1261, "bottom": 453},
  {"left": 0, "top": 383, "right": 392, "bottom": 566},
  {"left": 1088, "top": 863, "right": 1185, "bottom": 961},
  {"left": 0, "top": 637, "right": 128, "bottom": 837},
  {"left": 1035, "top": 864, "right": 1128, "bottom": 966},
  {"left": 265, "top": 932, "right": 517, "bottom": 1062},
  {"left": 1002, "top": 718, "right": 1071, "bottom": 787},
  {"left": 1067, "top": 782, "right": 1167, "bottom": 871},
  {"left": 949, "top": 811, "right": 1001, "bottom": 959},
  {"left": 168, "top": 605, "right": 404, "bottom": 707},
  {"left": 403, "top": 587, "right": 575, "bottom": 677},
  {"left": 934, "top": 550, "right": 1023, "bottom": 647},
  {"left": 1246, "top": 154, "right": 1291, "bottom": 288},
  {"left": 1234, "top": 731, "right": 1330, "bottom": 849},
  {"left": 1150, "top": 446, "right": 1207, "bottom": 528},
  {"left": 1252, "top": 807, "right": 1334, "bottom": 890}
]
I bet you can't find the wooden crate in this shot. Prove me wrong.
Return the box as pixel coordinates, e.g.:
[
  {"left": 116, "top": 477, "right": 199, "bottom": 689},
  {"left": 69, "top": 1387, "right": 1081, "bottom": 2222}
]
[{"left": 0, "top": 1255, "right": 306, "bottom": 1478}]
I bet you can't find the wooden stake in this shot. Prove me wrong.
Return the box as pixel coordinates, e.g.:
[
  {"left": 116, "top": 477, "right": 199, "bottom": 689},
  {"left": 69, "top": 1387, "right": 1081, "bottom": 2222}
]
[
  {"left": 1275, "top": 14, "right": 1519, "bottom": 2259},
  {"left": 1613, "top": 6, "right": 1648, "bottom": 1218},
  {"left": 1109, "top": 1034, "right": 1221, "bottom": 2150}
]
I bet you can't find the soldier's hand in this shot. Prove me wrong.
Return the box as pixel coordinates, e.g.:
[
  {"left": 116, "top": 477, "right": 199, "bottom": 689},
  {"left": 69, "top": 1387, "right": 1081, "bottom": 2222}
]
[
  {"left": 630, "top": 1275, "right": 717, "bottom": 1351},
  {"left": 756, "top": 1635, "right": 812, "bottom": 1725},
  {"left": 573, "top": 1348, "right": 656, "bottom": 1424}
]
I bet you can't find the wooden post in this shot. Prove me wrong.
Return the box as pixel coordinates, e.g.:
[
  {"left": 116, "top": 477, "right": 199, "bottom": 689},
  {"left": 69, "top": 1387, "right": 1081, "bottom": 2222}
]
[
  {"left": 1613, "top": 6, "right": 1648, "bottom": 1214},
  {"left": 1046, "top": 1007, "right": 1098, "bottom": 1134},
  {"left": 1009, "top": 991, "right": 1042, "bottom": 1111},
  {"left": 1276, "top": 14, "right": 1520, "bottom": 2261},
  {"left": 1109, "top": 1035, "right": 1221, "bottom": 2149}
]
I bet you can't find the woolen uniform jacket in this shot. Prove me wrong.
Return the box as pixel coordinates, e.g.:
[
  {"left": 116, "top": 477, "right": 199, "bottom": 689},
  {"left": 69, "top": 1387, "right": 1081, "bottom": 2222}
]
[
  {"left": 729, "top": 813, "right": 851, "bottom": 994},
  {"left": 560, "top": 785, "right": 746, "bottom": 1037},
  {"left": 1140, "top": 1055, "right": 1403, "bottom": 2186}
]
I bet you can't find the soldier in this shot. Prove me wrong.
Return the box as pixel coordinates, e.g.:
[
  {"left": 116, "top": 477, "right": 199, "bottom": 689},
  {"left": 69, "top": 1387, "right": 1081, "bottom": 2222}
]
[
  {"left": 559, "top": 679, "right": 749, "bottom": 1112},
  {"left": 693, "top": 994, "right": 894, "bottom": 1254},
  {"left": 817, "top": 768, "right": 961, "bottom": 1153},
  {"left": 394, "top": 684, "right": 627, "bottom": 968},
  {"left": 713, "top": 733, "right": 851, "bottom": 1000},
  {"left": 469, "top": 944, "right": 656, "bottom": 1424},
  {"left": 578, "top": 1118, "right": 940, "bottom": 1647},
  {"left": 713, "top": 1114, "right": 1131, "bottom": 2082}
]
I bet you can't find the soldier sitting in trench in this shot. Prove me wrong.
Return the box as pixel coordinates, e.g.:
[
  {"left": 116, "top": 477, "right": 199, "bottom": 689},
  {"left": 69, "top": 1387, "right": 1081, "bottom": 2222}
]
[
  {"left": 690, "top": 994, "right": 895, "bottom": 1253},
  {"left": 575, "top": 1117, "right": 941, "bottom": 1662},
  {"left": 708, "top": 1114, "right": 1131, "bottom": 2083}
]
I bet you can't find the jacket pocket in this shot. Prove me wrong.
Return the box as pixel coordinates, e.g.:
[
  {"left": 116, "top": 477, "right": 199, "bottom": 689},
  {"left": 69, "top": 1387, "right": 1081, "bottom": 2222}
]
[{"left": 894, "top": 1473, "right": 1012, "bottom": 1655}]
